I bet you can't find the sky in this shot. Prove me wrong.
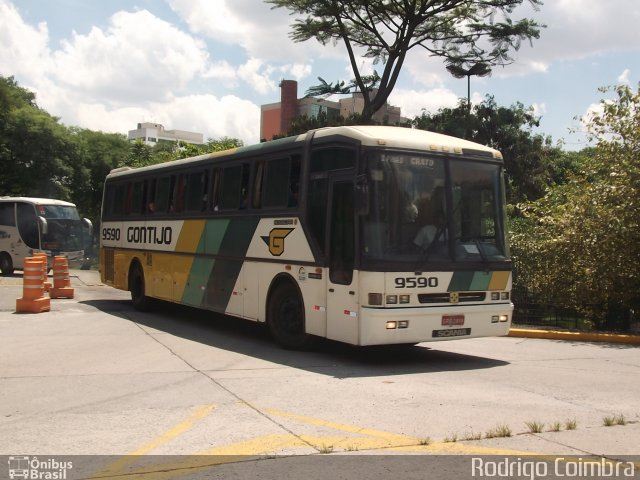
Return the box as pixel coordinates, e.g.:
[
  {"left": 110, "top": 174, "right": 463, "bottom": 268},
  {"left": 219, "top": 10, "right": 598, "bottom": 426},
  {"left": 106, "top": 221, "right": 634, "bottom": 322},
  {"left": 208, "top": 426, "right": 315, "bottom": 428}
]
[{"left": 1, "top": 0, "right": 639, "bottom": 150}]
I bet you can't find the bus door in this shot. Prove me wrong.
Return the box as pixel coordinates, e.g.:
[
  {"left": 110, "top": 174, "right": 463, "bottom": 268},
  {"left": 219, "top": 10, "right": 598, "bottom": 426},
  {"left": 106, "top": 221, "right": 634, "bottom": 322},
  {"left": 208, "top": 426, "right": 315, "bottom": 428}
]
[{"left": 325, "top": 176, "right": 359, "bottom": 344}]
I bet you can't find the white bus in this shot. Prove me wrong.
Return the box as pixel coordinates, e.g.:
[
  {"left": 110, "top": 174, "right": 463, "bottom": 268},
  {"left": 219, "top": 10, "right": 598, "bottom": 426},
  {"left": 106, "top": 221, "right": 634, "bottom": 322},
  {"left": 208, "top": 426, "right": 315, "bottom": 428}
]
[
  {"left": 0, "top": 197, "right": 93, "bottom": 274},
  {"left": 100, "top": 126, "right": 513, "bottom": 348}
]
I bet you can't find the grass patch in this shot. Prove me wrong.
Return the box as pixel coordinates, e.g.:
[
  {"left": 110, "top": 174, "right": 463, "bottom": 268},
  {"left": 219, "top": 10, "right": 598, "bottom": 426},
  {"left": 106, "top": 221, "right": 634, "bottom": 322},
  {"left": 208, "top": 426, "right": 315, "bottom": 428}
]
[
  {"left": 525, "top": 421, "right": 545, "bottom": 433},
  {"left": 464, "top": 431, "right": 483, "bottom": 441},
  {"left": 549, "top": 421, "right": 562, "bottom": 432},
  {"left": 419, "top": 437, "right": 431, "bottom": 446},
  {"left": 565, "top": 418, "right": 577, "bottom": 430},
  {"left": 318, "top": 444, "right": 334, "bottom": 454},
  {"left": 485, "top": 424, "right": 512, "bottom": 439},
  {"left": 443, "top": 433, "right": 458, "bottom": 443},
  {"left": 604, "top": 414, "right": 626, "bottom": 426}
]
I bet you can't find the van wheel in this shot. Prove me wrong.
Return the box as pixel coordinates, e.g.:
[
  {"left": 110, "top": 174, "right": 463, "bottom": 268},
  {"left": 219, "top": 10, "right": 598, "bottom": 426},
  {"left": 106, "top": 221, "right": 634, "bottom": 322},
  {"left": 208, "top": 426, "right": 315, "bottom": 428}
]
[
  {"left": 268, "top": 281, "right": 315, "bottom": 350},
  {"left": 129, "top": 264, "right": 151, "bottom": 311},
  {"left": 0, "top": 253, "right": 14, "bottom": 276}
]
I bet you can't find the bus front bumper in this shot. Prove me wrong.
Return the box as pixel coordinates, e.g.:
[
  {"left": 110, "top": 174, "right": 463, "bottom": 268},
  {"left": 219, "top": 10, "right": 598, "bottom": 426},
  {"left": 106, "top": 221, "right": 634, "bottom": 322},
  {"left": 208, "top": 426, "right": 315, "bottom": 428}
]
[{"left": 358, "top": 303, "right": 514, "bottom": 346}]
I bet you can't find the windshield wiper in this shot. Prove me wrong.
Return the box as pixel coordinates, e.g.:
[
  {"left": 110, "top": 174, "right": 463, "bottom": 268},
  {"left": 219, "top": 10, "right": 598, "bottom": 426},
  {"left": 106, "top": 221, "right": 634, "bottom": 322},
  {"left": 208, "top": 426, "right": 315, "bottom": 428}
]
[{"left": 474, "top": 239, "right": 490, "bottom": 270}]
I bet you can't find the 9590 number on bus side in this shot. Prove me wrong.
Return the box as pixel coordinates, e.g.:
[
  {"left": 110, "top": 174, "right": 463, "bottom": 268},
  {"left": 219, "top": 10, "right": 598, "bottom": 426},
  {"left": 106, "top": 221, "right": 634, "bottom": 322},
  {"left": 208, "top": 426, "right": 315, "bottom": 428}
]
[{"left": 394, "top": 276, "right": 439, "bottom": 288}]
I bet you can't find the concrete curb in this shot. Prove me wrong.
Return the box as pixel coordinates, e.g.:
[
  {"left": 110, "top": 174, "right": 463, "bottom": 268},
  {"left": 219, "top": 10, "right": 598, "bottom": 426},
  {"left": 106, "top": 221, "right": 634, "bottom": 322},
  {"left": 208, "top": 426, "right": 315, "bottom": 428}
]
[{"left": 509, "top": 328, "right": 640, "bottom": 345}]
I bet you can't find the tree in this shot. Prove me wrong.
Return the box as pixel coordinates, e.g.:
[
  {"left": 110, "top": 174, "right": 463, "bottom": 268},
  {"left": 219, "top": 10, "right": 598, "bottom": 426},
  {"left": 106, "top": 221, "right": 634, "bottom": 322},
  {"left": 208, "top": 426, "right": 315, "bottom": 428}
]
[
  {"left": 68, "top": 128, "right": 130, "bottom": 221},
  {"left": 413, "top": 96, "right": 559, "bottom": 203},
  {"left": 510, "top": 84, "right": 640, "bottom": 329},
  {"left": 0, "top": 76, "right": 76, "bottom": 199},
  {"left": 268, "top": 0, "right": 543, "bottom": 121}
]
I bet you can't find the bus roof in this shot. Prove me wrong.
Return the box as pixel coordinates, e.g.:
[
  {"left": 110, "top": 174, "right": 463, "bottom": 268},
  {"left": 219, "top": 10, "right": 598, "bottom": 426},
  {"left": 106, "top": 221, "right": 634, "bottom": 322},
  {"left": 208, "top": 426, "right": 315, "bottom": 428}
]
[
  {"left": 107, "top": 126, "right": 501, "bottom": 179},
  {"left": 313, "top": 125, "right": 500, "bottom": 155},
  {"left": 0, "top": 197, "right": 77, "bottom": 207}
]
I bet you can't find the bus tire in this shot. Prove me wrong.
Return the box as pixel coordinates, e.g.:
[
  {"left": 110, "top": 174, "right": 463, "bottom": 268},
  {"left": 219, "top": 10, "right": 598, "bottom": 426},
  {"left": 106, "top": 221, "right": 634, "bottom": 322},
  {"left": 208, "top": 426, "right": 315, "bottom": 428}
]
[
  {"left": 0, "top": 253, "right": 14, "bottom": 276},
  {"left": 129, "top": 263, "right": 151, "bottom": 311},
  {"left": 268, "top": 280, "right": 315, "bottom": 350}
]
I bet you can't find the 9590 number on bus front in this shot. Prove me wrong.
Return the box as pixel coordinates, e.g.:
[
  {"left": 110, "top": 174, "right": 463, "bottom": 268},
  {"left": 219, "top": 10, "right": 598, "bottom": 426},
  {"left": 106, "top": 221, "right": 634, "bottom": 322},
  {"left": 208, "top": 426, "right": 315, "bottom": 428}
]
[{"left": 394, "top": 276, "right": 439, "bottom": 289}]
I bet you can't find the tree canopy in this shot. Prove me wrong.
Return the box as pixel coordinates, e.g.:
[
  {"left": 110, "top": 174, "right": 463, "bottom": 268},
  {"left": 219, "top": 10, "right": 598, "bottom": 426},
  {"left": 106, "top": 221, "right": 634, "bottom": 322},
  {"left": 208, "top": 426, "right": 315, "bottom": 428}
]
[
  {"left": 413, "top": 96, "right": 561, "bottom": 203},
  {"left": 510, "top": 84, "right": 640, "bottom": 328},
  {"left": 0, "top": 75, "right": 242, "bottom": 225},
  {"left": 268, "top": 0, "right": 544, "bottom": 121}
]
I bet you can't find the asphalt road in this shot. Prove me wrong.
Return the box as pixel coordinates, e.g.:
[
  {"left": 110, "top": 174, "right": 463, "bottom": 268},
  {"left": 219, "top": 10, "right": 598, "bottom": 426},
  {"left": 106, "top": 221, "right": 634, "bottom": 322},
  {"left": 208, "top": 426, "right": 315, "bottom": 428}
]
[{"left": 0, "top": 271, "right": 638, "bottom": 479}]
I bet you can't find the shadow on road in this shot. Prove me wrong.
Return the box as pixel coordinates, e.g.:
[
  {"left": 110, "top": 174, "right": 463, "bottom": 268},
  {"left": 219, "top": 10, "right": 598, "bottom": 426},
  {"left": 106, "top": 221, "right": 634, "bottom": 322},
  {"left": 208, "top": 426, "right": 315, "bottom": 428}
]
[{"left": 80, "top": 298, "right": 510, "bottom": 378}]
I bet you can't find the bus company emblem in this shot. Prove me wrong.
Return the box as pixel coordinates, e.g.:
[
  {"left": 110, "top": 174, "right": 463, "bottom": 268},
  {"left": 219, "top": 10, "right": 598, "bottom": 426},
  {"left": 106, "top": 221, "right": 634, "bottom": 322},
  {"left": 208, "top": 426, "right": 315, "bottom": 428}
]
[
  {"left": 261, "top": 228, "right": 294, "bottom": 256},
  {"left": 449, "top": 292, "right": 460, "bottom": 304}
]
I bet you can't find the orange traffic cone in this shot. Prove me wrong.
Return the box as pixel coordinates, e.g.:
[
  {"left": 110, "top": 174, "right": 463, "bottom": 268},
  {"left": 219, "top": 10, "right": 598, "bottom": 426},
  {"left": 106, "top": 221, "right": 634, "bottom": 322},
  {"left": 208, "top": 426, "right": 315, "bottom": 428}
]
[
  {"left": 50, "top": 255, "right": 74, "bottom": 299},
  {"left": 16, "top": 257, "right": 51, "bottom": 313},
  {"left": 33, "top": 252, "right": 51, "bottom": 292}
]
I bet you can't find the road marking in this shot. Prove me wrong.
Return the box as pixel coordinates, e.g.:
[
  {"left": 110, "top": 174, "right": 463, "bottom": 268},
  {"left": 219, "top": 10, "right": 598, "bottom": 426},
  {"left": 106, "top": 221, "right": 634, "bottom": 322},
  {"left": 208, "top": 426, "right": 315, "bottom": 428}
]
[
  {"left": 87, "top": 405, "right": 549, "bottom": 479},
  {"left": 90, "top": 404, "right": 215, "bottom": 478}
]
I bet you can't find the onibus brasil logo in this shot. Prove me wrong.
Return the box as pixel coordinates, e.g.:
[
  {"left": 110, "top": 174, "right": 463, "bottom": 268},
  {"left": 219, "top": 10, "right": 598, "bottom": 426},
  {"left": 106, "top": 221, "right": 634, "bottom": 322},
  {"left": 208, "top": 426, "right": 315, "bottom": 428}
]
[{"left": 8, "top": 456, "right": 73, "bottom": 479}]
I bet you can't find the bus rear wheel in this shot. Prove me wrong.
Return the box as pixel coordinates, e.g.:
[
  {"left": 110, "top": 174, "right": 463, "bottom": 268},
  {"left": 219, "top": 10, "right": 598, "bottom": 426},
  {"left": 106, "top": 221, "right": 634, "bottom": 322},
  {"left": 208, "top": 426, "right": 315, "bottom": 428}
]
[
  {"left": 268, "top": 281, "right": 315, "bottom": 350},
  {"left": 129, "top": 264, "right": 151, "bottom": 311},
  {"left": 0, "top": 253, "right": 14, "bottom": 276}
]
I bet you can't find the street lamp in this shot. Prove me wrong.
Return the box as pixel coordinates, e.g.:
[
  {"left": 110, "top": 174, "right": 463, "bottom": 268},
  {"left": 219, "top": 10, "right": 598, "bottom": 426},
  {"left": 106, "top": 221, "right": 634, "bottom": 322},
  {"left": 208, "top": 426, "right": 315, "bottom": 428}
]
[{"left": 446, "top": 61, "right": 492, "bottom": 112}]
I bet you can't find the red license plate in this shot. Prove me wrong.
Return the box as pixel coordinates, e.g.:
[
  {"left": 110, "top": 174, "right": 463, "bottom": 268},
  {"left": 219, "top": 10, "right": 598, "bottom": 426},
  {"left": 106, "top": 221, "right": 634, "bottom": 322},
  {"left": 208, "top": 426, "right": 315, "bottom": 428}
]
[{"left": 442, "top": 315, "right": 465, "bottom": 326}]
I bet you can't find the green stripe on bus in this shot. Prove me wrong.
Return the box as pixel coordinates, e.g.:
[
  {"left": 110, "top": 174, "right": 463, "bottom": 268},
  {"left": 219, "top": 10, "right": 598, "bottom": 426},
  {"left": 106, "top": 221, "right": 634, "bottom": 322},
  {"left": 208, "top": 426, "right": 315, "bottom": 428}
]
[
  {"left": 182, "top": 257, "right": 215, "bottom": 306},
  {"left": 448, "top": 271, "right": 495, "bottom": 292},
  {"left": 197, "top": 218, "right": 230, "bottom": 255},
  {"left": 469, "top": 271, "right": 492, "bottom": 291},
  {"left": 204, "top": 217, "right": 260, "bottom": 311},
  {"left": 447, "top": 271, "right": 475, "bottom": 291}
]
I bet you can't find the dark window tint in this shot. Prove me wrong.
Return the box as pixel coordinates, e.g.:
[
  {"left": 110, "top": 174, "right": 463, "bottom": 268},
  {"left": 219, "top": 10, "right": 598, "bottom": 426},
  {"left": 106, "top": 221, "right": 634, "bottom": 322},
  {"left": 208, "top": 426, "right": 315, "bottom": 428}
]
[
  {"left": 220, "top": 164, "right": 249, "bottom": 210},
  {"left": 310, "top": 147, "right": 356, "bottom": 173},
  {"left": 263, "top": 157, "right": 290, "bottom": 208},
  {"left": 0, "top": 203, "right": 15, "bottom": 226},
  {"left": 185, "top": 171, "right": 207, "bottom": 211},
  {"left": 308, "top": 175, "right": 328, "bottom": 255},
  {"left": 155, "top": 176, "right": 174, "bottom": 213},
  {"left": 129, "top": 181, "right": 145, "bottom": 215},
  {"left": 16, "top": 203, "right": 39, "bottom": 248},
  {"left": 113, "top": 184, "right": 126, "bottom": 216}
]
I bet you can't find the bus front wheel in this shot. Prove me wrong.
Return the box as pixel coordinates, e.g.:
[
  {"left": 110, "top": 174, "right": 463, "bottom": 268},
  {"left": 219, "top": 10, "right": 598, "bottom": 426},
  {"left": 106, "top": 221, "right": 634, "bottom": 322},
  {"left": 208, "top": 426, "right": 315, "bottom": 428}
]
[
  {"left": 268, "top": 281, "right": 315, "bottom": 350},
  {"left": 0, "top": 253, "right": 14, "bottom": 276},
  {"left": 129, "top": 264, "right": 151, "bottom": 311}
]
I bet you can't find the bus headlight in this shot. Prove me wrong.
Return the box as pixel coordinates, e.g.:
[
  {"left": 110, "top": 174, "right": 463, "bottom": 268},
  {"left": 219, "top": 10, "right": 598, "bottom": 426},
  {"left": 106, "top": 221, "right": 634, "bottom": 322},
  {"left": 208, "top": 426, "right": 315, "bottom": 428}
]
[{"left": 386, "top": 295, "right": 398, "bottom": 304}]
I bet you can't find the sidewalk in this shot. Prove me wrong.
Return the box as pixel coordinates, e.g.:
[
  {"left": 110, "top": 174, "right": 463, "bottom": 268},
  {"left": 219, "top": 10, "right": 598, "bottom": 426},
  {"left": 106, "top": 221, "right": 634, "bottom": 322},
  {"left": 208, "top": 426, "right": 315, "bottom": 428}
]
[{"left": 508, "top": 327, "right": 640, "bottom": 345}]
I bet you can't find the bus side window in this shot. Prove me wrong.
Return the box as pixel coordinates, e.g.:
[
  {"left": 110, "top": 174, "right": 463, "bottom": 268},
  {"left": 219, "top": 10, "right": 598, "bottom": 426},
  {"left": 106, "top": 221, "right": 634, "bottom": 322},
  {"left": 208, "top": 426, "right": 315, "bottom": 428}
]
[
  {"left": 263, "top": 157, "right": 290, "bottom": 208},
  {"left": 220, "top": 166, "right": 242, "bottom": 210},
  {"left": 173, "top": 174, "right": 187, "bottom": 213},
  {"left": 210, "top": 169, "right": 221, "bottom": 211},
  {"left": 155, "top": 176, "right": 174, "bottom": 213},
  {"left": 0, "top": 202, "right": 16, "bottom": 226},
  {"left": 16, "top": 202, "right": 39, "bottom": 249},
  {"left": 252, "top": 161, "right": 265, "bottom": 209},
  {"left": 147, "top": 179, "right": 157, "bottom": 213},
  {"left": 185, "top": 171, "right": 206, "bottom": 212},
  {"left": 220, "top": 164, "right": 250, "bottom": 210},
  {"left": 130, "top": 181, "right": 145, "bottom": 215},
  {"left": 113, "top": 184, "right": 126, "bottom": 216}
]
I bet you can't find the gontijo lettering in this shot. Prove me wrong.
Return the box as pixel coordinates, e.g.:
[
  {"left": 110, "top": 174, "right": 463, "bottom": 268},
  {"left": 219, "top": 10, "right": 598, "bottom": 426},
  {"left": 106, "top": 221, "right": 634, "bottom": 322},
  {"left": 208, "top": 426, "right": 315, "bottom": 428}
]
[{"left": 127, "top": 226, "right": 172, "bottom": 245}]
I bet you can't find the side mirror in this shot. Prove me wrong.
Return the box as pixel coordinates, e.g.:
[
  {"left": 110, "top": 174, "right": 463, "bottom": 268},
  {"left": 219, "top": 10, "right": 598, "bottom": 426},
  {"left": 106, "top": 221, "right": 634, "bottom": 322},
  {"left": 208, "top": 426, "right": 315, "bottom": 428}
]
[
  {"left": 82, "top": 218, "right": 93, "bottom": 236},
  {"left": 355, "top": 174, "right": 369, "bottom": 216},
  {"left": 37, "top": 216, "right": 48, "bottom": 235}
]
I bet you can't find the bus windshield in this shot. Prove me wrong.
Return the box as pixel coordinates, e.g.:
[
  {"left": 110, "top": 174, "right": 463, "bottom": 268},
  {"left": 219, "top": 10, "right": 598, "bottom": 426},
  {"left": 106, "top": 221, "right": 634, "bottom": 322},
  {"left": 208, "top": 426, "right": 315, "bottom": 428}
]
[
  {"left": 35, "top": 204, "right": 84, "bottom": 251},
  {"left": 361, "top": 152, "right": 509, "bottom": 267}
]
